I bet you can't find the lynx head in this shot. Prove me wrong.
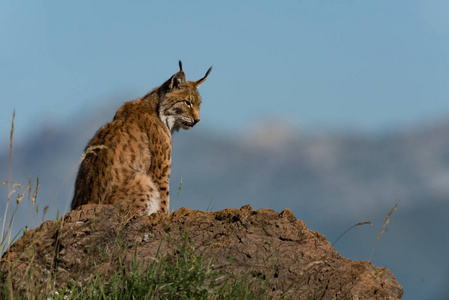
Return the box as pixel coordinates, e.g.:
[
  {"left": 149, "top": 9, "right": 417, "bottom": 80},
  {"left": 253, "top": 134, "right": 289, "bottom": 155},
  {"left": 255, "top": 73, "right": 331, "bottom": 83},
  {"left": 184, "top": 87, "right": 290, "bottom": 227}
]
[{"left": 158, "top": 61, "right": 212, "bottom": 132}]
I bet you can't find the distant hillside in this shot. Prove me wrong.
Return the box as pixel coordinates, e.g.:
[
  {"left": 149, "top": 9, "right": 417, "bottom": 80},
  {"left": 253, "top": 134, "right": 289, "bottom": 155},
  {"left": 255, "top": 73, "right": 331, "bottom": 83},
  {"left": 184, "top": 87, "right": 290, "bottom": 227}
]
[{"left": 1, "top": 109, "right": 449, "bottom": 299}]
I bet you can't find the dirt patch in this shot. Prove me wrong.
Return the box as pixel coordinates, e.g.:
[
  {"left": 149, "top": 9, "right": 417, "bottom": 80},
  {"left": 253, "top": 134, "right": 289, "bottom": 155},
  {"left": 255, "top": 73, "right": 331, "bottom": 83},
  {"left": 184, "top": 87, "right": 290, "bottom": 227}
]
[{"left": 1, "top": 204, "right": 403, "bottom": 299}]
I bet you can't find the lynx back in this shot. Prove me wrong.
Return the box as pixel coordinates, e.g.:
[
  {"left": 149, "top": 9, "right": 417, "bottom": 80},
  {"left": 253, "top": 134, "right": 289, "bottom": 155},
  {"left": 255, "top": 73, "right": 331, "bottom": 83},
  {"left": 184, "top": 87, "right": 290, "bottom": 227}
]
[{"left": 71, "top": 62, "right": 212, "bottom": 216}]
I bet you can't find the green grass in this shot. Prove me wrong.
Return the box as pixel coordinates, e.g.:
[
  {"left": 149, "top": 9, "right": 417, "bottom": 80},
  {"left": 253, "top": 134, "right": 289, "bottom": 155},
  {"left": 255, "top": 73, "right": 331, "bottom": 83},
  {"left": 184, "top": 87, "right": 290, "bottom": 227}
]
[
  {"left": 66, "top": 242, "right": 259, "bottom": 300},
  {"left": 1, "top": 233, "right": 272, "bottom": 300}
]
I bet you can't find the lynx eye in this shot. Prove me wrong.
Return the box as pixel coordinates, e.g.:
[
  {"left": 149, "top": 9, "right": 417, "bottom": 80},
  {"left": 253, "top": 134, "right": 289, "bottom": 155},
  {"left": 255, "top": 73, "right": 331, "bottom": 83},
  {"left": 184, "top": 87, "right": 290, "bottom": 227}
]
[{"left": 184, "top": 100, "right": 192, "bottom": 107}]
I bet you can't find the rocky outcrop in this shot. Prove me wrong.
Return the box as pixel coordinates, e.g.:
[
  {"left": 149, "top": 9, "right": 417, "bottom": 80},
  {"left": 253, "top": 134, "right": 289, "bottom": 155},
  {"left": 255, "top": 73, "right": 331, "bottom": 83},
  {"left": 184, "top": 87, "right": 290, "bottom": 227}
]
[{"left": 1, "top": 204, "right": 403, "bottom": 299}]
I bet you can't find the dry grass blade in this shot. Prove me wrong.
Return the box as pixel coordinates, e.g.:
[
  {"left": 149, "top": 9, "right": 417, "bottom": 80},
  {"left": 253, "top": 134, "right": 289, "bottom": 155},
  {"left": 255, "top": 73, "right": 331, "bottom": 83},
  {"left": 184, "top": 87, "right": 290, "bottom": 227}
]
[
  {"left": 178, "top": 177, "right": 183, "bottom": 199},
  {"left": 33, "top": 177, "right": 39, "bottom": 205},
  {"left": 42, "top": 206, "right": 50, "bottom": 223},
  {"left": 369, "top": 201, "right": 399, "bottom": 261},
  {"left": 1, "top": 111, "right": 15, "bottom": 300},
  {"left": 28, "top": 178, "right": 31, "bottom": 198},
  {"left": 1, "top": 111, "right": 15, "bottom": 249},
  {"left": 16, "top": 185, "right": 31, "bottom": 205},
  {"left": 331, "top": 221, "right": 373, "bottom": 248}
]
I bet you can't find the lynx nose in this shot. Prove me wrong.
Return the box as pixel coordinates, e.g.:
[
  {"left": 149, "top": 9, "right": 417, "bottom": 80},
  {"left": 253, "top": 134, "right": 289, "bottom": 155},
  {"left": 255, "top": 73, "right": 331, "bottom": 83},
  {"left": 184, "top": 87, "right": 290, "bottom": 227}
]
[{"left": 193, "top": 118, "right": 200, "bottom": 125}]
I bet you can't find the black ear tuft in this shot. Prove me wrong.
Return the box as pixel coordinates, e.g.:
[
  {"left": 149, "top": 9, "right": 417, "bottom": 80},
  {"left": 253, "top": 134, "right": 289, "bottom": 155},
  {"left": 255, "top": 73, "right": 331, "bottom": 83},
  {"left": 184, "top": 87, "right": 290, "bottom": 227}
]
[
  {"left": 179, "top": 60, "right": 183, "bottom": 71},
  {"left": 195, "top": 66, "right": 213, "bottom": 88},
  {"left": 204, "top": 66, "right": 212, "bottom": 79}
]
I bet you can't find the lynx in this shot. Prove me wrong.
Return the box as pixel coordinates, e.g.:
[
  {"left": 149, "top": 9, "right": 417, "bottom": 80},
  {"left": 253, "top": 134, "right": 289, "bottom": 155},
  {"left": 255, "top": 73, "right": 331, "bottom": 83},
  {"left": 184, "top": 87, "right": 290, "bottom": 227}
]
[{"left": 71, "top": 61, "right": 212, "bottom": 215}]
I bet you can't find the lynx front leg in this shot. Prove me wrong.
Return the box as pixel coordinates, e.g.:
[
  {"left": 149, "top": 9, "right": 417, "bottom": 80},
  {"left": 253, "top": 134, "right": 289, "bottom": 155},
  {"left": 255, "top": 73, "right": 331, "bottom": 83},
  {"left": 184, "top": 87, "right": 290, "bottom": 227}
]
[
  {"left": 149, "top": 139, "right": 172, "bottom": 214},
  {"left": 157, "top": 169, "right": 170, "bottom": 214}
]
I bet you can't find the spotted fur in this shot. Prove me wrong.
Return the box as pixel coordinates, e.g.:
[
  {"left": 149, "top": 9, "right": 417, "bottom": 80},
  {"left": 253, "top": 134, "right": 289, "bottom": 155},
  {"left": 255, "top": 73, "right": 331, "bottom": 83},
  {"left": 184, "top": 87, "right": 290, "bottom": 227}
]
[{"left": 71, "top": 62, "right": 212, "bottom": 215}]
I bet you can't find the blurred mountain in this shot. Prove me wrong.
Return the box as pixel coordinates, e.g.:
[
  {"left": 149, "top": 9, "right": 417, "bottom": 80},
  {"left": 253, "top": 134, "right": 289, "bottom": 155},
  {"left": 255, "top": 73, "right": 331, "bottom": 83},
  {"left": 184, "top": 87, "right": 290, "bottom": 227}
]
[{"left": 1, "top": 106, "right": 449, "bottom": 299}]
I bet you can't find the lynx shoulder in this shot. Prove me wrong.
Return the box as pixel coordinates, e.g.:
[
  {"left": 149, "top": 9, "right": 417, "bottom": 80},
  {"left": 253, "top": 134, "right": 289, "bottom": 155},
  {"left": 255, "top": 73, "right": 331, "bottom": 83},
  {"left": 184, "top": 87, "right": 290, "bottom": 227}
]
[{"left": 71, "top": 61, "right": 212, "bottom": 215}]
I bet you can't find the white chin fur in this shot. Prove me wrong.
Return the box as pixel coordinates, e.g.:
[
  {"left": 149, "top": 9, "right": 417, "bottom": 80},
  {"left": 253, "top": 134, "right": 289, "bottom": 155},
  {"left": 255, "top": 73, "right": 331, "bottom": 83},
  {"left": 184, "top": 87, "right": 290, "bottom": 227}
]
[{"left": 161, "top": 114, "right": 176, "bottom": 132}]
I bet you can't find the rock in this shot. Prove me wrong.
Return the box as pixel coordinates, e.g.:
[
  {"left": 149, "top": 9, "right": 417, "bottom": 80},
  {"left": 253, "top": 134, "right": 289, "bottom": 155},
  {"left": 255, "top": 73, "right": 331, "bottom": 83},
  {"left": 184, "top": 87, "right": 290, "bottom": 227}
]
[{"left": 1, "top": 204, "right": 403, "bottom": 298}]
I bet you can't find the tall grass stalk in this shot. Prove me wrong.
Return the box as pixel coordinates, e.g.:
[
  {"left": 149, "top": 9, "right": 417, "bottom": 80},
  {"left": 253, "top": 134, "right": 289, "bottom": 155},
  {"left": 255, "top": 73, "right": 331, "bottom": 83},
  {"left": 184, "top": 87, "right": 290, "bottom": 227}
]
[
  {"left": 1, "top": 111, "right": 15, "bottom": 253},
  {"left": 1, "top": 111, "right": 15, "bottom": 300},
  {"left": 331, "top": 221, "right": 372, "bottom": 248},
  {"left": 369, "top": 201, "right": 399, "bottom": 261},
  {"left": 32, "top": 177, "right": 39, "bottom": 229}
]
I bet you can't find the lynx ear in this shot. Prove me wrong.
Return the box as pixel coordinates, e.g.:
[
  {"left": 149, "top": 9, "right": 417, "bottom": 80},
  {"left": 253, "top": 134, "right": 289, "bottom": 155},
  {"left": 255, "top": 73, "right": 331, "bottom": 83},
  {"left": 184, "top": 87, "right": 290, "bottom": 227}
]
[
  {"left": 159, "top": 67, "right": 186, "bottom": 95},
  {"left": 169, "top": 70, "right": 186, "bottom": 90},
  {"left": 167, "top": 60, "right": 185, "bottom": 90},
  {"left": 195, "top": 66, "right": 212, "bottom": 88}
]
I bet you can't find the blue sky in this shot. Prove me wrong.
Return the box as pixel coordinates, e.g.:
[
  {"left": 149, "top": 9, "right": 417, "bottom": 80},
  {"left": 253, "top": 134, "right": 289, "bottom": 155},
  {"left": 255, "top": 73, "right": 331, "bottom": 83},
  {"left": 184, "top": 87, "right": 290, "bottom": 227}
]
[{"left": 2, "top": 0, "right": 449, "bottom": 143}]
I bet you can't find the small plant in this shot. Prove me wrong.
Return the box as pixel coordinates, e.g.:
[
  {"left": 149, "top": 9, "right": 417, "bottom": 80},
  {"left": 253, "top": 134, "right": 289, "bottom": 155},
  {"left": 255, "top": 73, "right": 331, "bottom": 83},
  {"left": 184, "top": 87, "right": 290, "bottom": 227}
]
[{"left": 43, "top": 232, "right": 270, "bottom": 300}]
